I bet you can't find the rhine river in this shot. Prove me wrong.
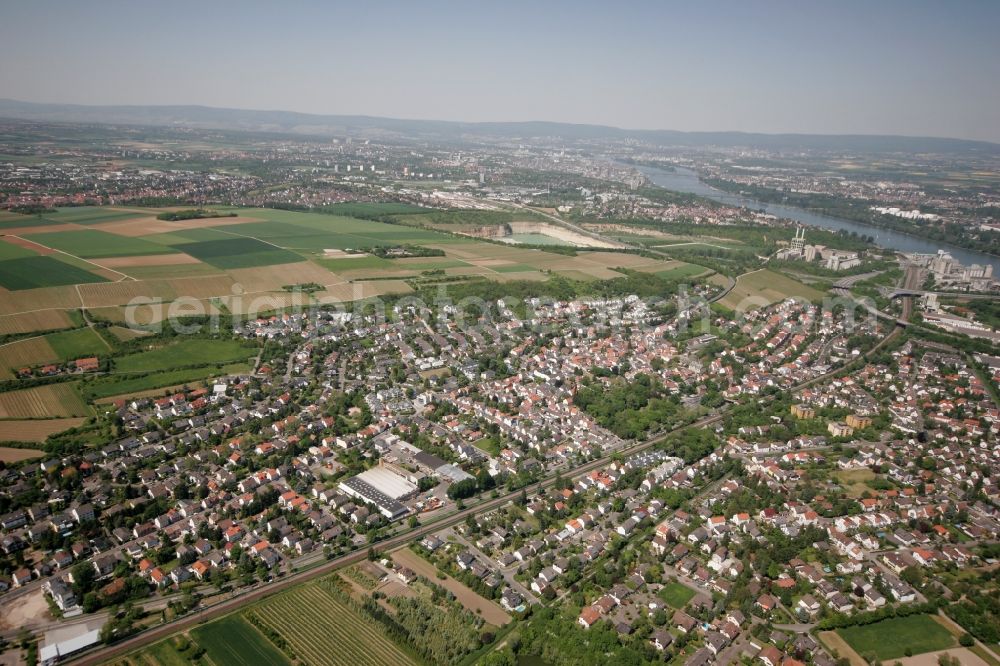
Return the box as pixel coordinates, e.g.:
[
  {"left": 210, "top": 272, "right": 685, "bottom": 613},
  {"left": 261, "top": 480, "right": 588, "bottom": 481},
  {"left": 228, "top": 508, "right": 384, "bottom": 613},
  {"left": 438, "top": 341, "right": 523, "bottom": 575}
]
[{"left": 636, "top": 164, "right": 1000, "bottom": 275}]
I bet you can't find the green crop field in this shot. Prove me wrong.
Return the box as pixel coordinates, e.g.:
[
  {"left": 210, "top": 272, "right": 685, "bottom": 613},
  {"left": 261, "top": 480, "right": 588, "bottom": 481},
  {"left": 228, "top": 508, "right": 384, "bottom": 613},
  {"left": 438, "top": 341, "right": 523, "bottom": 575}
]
[
  {"left": 143, "top": 228, "right": 237, "bottom": 245},
  {"left": 84, "top": 362, "right": 250, "bottom": 400},
  {"left": 226, "top": 209, "right": 448, "bottom": 247},
  {"left": 113, "top": 339, "right": 253, "bottom": 374},
  {"left": 655, "top": 264, "right": 712, "bottom": 280},
  {"left": 837, "top": 615, "right": 955, "bottom": 660},
  {"left": 173, "top": 237, "right": 303, "bottom": 268},
  {"left": 0, "top": 240, "right": 38, "bottom": 260},
  {"left": 38, "top": 207, "right": 147, "bottom": 225},
  {"left": 0, "top": 217, "right": 56, "bottom": 230},
  {"left": 46, "top": 327, "right": 109, "bottom": 360},
  {"left": 189, "top": 615, "right": 291, "bottom": 666},
  {"left": 0, "top": 256, "right": 108, "bottom": 290},
  {"left": 719, "top": 268, "right": 825, "bottom": 311},
  {"left": 659, "top": 582, "right": 696, "bottom": 608},
  {"left": 245, "top": 581, "right": 418, "bottom": 666},
  {"left": 23, "top": 229, "right": 174, "bottom": 258}
]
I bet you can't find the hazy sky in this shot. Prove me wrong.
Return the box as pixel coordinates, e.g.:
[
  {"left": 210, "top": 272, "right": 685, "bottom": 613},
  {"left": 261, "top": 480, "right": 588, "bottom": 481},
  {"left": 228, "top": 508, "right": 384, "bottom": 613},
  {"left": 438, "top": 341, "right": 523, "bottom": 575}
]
[{"left": 2, "top": 0, "right": 999, "bottom": 141}]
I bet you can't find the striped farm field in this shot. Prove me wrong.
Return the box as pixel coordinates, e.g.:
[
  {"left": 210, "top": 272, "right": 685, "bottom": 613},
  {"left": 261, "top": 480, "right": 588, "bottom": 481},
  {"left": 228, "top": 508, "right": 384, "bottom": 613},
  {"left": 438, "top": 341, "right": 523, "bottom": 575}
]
[
  {"left": 0, "top": 285, "right": 85, "bottom": 313},
  {"left": 0, "top": 327, "right": 108, "bottom": 377},
  {"left": 78, "top": 279, "right": 178, "bottom": 308},
  {"left": 189, "top": 615, "right": 290, "bottom": 666},
  {"left": 0, "top": 446, "right": 45, "bottom": 463},
  {"left": 0, "top": 383, "right": 90, "bottom": 418},
  {"left": 0, "top": 310, "right": 74, "bottom": 336},
  {"left": 0, "top": 336, "right": 58, "bottom": 377},
  {"left": 247, "top": 582, "right": 418, "bottom": 666},
  {"left": 0, "top": 418, "right": 86, "bottom": 443}
]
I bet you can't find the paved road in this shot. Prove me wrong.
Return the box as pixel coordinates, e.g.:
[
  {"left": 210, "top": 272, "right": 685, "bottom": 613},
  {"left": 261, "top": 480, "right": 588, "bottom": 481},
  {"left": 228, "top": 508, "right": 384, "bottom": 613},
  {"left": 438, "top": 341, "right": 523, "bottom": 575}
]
[{"left": 445, "top": 528, "right": 540, "bottom": 606}]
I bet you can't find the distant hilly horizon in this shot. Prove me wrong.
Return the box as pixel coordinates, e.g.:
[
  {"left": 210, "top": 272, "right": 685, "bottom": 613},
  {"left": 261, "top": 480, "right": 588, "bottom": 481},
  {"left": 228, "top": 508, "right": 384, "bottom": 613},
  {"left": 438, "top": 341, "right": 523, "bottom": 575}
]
[{"left": 1, "top": 97, "right": 997, "bottom": 155}]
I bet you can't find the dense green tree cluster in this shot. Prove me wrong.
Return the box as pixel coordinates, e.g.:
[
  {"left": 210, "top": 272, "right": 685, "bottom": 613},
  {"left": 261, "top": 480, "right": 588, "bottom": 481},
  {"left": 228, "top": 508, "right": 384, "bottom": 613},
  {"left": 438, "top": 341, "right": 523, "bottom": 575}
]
[
  {"left": 155, "top": 208, "right": 235, "bottom": 221},
  {"left": 946, "top": 589, "right": 1000, "bottom": 643},
  {"left": 575, "top": 373, "right": 683, "bottom": 439},
  {"left": 516, "top": 606, "right": 656, "bottom": 666}
]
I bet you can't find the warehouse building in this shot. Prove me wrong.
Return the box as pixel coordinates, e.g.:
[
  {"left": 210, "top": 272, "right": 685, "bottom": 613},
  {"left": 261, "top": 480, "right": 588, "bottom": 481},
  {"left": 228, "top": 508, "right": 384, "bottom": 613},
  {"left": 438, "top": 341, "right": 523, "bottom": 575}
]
[{"left": 338, "top": 465, "right": 418, "bottom": 520}]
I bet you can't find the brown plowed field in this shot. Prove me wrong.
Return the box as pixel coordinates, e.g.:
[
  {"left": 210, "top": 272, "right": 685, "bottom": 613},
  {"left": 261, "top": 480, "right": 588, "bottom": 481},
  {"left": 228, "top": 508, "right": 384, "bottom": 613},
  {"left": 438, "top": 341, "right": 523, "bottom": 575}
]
[{"left": 0, "top": 418, "right": 86, "bottom": 443}]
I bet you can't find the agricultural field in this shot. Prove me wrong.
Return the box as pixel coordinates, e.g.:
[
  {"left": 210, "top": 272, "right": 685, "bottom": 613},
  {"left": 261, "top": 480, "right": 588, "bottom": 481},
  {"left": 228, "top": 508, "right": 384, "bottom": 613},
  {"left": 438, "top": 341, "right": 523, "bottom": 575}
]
[
  {"left": 172, "top": 237, "right": 303, "bottom": 269},
  {"left": 837, "top": 615, "right": 956, "bottom": 661},
  {"left": 45, "top": 327, "right": 109, "bottom": 359},
  {"left": 0, "top": 383, "right": 90, "bottom": 418},
  {"left": 653, "top": 263, "right": 713, "bottom": 280},
  {"left": 23, "top": 229, "right": 174, "bottom": 258},
  {"left": 4, "top": 207, "right": 723, "bottom": 323},
  {"left": 719, "top": 268, "right": 825, "bottom": 311},
  {"left": 0, "top": 285, "right": 86, "bottom": 314},
  {"left": 0, "top": 327, "right": 108, "bottom": 377},
  {"left": 189, "top": 615, "right": 291, "bottom": 666},
  {"left": 0, "top": 237, "right": 39, "bottom": 260},
  {"left": 0, "top": 309, "right": 75, "bottom": 336},
  {"left": 244, "top": 581, "right": 418, "bottom": 666},
  {"left": 0, "top": 337, "right": 58, "bottom": 378},
  {"left": 214, "top": 210, "right": 448, "bottom": 253},
  {"left": 0, "top": 446, "right": 45, "bottom": 462},
  {"left": 0, "top": 418, "right": 87, "bottom": 443},
  {"left": 85, "top": 362, "right": 250, "bottom": 401},
  {"left": 0, "top": 255, "right": 108, "bottom": 290},
  {"left": 109, "top": 635, "right": 196, "bottom": 666},
  {"left": 112, "top": 339, "right": 252, "bottom": 374},
  {"left": 105, "top": 262, "right": 221, "bottom": 281},
  {"left": 37, "top": 207, "right": 149, "bottom": 226},
  {"left": 318, "top": 255, "right": 394, "bottom": 271}
]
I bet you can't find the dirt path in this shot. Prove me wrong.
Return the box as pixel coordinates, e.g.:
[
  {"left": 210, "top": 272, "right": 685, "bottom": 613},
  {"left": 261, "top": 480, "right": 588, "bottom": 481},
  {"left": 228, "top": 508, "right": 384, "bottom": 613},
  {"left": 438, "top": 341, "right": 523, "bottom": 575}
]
[
  {"left": 896, "top": 648, "right": 989, "bottom": 666},
  {"left": 818, "top": 631, "right": 867, "bottom": 666},
  {"left": 391, "top": 547, "right": 511, "bottom": 626}
]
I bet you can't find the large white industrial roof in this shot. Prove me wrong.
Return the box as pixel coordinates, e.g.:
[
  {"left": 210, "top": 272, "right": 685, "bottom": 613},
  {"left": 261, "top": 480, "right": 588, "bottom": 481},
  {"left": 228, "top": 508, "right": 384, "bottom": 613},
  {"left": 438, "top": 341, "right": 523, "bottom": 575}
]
[{"left": 356, "top": 466, "right": 417, "bottom": 500}]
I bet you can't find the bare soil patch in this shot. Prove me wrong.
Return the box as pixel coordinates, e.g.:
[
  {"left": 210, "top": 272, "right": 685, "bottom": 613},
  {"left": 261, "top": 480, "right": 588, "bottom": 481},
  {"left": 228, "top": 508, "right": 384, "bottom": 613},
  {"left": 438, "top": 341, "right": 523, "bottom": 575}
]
[
  {"left": 0, "top": 418, "right": 86, "bottom": 443},
  {"left": 78, "top": 279, "right": 177, "bottom": 308},
  {"left": 226, "top": 261, "right": 341, "bottom": 293},
  {"left": 95, "top": 215, "right": 262, "bottom": 237},
  {"left": 0, "top": 286, "right": 83, "bottom": 313},
  {"left": 0, "top": 588, "right": 51, "bottom": 630},
  {"left": 377, "top": 580, "right": 417, "bottom": 599},
  {"left": 94, "top": 253, "right": 202, "bottom": 268},
  {"left": 0, "top": 310, "right": 73, "bottom": 335},
  {"left": 1, "top": 236, "right": 54, "bottom": 254},
  {"left": 391, "top": 547, "right": 511, "bottom": 626},
  {"left": 819, "top": 630, "right": 866, "bottom": 666},
  {"left": 0, "top": 446, "right": 45, "bottom": 462},
  {"left": 897, "top": 648, "right": 989, "bottom": 666}
]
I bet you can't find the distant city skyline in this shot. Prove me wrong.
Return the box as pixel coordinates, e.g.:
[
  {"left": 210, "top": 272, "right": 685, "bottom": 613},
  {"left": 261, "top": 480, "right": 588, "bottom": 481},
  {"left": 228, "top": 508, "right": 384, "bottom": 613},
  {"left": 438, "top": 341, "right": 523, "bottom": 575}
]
[{"left": 2, "top": 0, "right": 999, "bottom": 142}]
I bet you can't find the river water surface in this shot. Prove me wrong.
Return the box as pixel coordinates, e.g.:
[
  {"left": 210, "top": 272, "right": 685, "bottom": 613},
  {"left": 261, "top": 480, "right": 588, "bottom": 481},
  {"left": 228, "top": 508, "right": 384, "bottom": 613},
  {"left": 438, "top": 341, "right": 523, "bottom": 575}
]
[{"left": 636, "top": 164, "right": 1000, "bottom": 275}]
